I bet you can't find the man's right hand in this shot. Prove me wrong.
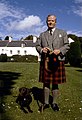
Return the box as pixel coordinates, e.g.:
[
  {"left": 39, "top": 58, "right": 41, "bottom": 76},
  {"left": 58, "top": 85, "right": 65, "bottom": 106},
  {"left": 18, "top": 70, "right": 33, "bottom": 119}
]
[{"left": 42, "top": 47, "right": 48, "bottom": 53}]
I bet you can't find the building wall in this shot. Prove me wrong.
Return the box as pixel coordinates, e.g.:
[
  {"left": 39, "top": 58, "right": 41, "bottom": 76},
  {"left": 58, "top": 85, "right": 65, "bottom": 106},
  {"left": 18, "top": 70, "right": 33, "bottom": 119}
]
[{"left": 0, "top": 46, "right": 40, "bottom": 61}]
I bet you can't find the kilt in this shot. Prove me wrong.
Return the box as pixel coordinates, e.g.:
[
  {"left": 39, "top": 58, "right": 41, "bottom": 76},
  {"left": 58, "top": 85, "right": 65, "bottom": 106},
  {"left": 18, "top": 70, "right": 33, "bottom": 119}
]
[{"left": 39, "top": 53, "right": 66, "bottom": 85}]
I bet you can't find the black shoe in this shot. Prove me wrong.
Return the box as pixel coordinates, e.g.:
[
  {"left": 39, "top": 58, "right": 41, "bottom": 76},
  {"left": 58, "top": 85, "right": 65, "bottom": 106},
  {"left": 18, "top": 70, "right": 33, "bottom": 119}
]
[
  {"left": 51, "top": 103, "right": 59, "bottom": 111},
  {"left": 43, "top": 104, "right": 49, "bottom": 110}
]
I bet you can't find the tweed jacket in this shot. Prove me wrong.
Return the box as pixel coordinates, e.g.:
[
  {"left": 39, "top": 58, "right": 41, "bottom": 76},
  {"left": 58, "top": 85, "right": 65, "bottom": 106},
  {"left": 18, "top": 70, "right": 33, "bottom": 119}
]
[{"left": 36, "top": 28, "right": 69, "bottom": 61}]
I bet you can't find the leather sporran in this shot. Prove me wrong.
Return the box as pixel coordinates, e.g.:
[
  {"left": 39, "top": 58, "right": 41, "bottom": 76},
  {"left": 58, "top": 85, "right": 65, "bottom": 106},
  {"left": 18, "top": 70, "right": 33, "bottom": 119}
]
[{"left": 45, "top": 53, "right": 59, "bottom": 72}]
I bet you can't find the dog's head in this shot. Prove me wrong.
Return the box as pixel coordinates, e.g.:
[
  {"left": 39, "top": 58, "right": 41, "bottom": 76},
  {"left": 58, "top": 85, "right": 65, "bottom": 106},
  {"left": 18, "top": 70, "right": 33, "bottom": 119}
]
[{"left": 19, "top": 87, "right": 32, "bottom": 96}]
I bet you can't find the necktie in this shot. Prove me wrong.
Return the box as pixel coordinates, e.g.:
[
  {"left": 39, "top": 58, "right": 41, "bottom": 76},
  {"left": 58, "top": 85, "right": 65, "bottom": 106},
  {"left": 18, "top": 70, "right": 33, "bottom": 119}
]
[{"left": 50, "top": 29, "right": 52, "bottom": 35}]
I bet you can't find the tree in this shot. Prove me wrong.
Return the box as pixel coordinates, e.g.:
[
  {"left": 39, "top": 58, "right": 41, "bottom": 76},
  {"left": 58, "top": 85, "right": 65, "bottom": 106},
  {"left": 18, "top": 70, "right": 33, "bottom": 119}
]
[
  {"left": 67, "top": 40, "right": 81, "bottom": 67},
  {"left": 68, "top": 34, "right": 79, "bottom": 42},
  {"left": 24, "top": 35, "right": 33, "bottom": 40},
  {"left": 78, "top": 37, "right": 82, "bottom": 53},
  {"left": 4, "top": 36, "right": 9, "bottom": 40}
]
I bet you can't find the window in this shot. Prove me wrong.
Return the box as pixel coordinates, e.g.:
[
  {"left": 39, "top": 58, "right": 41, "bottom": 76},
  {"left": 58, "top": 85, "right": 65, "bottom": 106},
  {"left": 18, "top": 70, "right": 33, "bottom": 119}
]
[
  {"left": 10, "top": 50, "right": 12, "bottom": 54},
  {"left": 17, "top": 50, "right": 20, "bottom": 55},
  {"left": 24, "top": 50, "right": 27, "bottom": 55}
]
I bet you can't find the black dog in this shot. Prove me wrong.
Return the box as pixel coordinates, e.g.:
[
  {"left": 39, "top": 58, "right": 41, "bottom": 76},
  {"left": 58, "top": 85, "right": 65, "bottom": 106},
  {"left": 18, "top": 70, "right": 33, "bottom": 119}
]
[{"left": 16, "top": 87, "right": 33, "bottom": 113}]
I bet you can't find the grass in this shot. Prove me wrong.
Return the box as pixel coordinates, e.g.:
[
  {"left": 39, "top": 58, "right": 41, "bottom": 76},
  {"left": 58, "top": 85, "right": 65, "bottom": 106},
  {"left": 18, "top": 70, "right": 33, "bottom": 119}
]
[{"left": 0, "top": 62, "right": 82, "bottom": 120}]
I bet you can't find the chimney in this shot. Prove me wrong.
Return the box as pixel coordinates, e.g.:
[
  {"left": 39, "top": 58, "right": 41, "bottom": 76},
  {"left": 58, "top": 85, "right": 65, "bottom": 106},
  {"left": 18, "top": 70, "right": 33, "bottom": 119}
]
[
  {"left": 33, "top": 36, "right": 37, "bottom": 43},
  {"left": 9, "top": 36, "right": 12, "bottom": 42}
]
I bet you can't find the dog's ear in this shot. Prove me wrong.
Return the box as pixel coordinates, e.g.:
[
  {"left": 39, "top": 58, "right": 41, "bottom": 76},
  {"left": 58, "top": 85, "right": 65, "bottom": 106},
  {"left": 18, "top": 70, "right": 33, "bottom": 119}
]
[
  {"left": 26, "top": 88, "right": 32, "bottom": 95},
  {"left": 29, "top": 88, "right": 32, "bottom": 93},
  {"left": 19, "top": 88, "right": 22, "bottom": 92},
  {"left": 19, "top": 87, "right": 27, "bottom": 92},
  {"left": 19, "top": 87, "right": 27, "bottom": 96}
]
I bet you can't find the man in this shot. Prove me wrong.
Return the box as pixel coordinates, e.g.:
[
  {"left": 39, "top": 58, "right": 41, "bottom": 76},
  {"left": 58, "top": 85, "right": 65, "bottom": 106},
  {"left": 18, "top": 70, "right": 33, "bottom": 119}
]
[{"left": 36, "top": 14, "right": 69, "bottom": 112}]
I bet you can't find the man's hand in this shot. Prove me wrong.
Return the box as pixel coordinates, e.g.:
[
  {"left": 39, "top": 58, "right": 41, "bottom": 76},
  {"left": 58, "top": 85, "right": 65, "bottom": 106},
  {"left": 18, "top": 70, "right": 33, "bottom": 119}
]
[
  {"left": 42, "top": 48, "right": 60, "bottom": 55},
  {"left": 53, "top": 49, "right": 60, "bottom": 55},
  {"left": 42, "top": 47, "right": 48, "bottom": 53}
]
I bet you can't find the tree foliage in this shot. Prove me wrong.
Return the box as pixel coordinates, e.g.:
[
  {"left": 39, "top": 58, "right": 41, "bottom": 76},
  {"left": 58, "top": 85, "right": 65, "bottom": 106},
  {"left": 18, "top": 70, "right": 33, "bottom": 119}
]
[
  {"left": 68, "top": 34, "right": 82, "bottom": 52},
  {"left": 24, "top": 35, "right": 33, "bottom": 40},
  {"left": 4, "top": 36, "right": 9, "bottom": 40},
  {"left": 67, "top": 40, "right": 81, "bottom": 67}
]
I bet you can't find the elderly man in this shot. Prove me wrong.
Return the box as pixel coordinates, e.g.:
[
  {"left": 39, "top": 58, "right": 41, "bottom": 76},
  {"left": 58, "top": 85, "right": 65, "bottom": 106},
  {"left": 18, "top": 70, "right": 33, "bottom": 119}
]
[{"left": 36, "top": 14, "right": 69, "bottom": 112}]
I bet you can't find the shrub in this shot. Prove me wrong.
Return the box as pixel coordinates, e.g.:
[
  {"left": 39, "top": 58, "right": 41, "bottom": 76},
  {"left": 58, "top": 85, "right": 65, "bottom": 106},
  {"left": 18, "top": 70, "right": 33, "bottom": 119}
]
[
  {"left": 0, "top": 54, "right": 7, "bottom": 62},
  {"left": 7, "top": 55, "right": 38, "bottom": 62}
]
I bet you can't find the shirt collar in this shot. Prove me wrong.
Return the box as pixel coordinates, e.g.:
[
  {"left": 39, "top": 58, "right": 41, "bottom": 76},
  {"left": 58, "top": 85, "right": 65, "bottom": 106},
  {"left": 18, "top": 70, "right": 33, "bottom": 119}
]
[
  {"left": 48, "top": 28, "right": 56, "bottom": 35},
  {"left": 51, "top": 28, "right": 56, "bottom": 32},
  {"left": 48, "top": 27, "right": 56, "bottom": 32}
]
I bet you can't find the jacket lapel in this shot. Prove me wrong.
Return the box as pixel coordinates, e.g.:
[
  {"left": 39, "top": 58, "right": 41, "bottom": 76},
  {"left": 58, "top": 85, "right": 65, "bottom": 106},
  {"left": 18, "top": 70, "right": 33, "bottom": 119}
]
[
  {"left": 44, "top": 30, "right": 50, "bottom": 46},
  {"left": 53, "top": 28, "right": 58, "bottom": 41}
]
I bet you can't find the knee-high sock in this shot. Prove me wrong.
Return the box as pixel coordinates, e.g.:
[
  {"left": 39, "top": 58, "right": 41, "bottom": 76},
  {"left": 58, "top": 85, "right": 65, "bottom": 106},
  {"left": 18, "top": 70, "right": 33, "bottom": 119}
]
[
  {"left": 44, "top": 87, "right": 50, "bottom": 104},
  {"left": 52, "top": 89, "right": 59, "bottom": 104}
]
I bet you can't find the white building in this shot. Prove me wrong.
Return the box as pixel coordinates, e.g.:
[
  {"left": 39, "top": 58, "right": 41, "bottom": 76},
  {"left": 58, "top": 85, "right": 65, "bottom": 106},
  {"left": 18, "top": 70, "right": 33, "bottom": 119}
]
[
  {"left": 0, "top": 37, "right": 40, "bottom": 61},
  {"left": 68, "top": 37, "right": 74, "bottom": 44}
]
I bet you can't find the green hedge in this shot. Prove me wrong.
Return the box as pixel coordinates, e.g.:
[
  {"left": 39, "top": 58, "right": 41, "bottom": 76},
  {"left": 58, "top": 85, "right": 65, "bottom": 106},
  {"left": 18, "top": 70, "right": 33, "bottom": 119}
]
[
  {"left": 7, "top": 55, "right": 38, "bottom": 62},
  {"left": 0, "top": 54, "right": 7, "bottom": 62}
]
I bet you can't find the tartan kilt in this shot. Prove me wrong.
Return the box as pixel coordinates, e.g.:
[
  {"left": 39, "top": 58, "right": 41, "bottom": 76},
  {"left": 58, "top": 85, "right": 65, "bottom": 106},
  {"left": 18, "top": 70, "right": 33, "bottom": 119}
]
[{"left": 39, "top": 54, "right": 66, "bottom": 85}]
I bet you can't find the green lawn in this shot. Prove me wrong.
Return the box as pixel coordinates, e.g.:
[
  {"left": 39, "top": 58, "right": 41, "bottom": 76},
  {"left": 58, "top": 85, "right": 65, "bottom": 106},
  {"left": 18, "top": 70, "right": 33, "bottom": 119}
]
[{"left": 0, "top": 62, "right": 82, "bottom": 120}]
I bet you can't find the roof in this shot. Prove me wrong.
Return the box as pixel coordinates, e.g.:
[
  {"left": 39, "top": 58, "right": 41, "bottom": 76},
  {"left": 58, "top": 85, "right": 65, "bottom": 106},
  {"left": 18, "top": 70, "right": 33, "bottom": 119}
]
[{"left": 0, "top": 40, "right": 37, "bottom": 47}]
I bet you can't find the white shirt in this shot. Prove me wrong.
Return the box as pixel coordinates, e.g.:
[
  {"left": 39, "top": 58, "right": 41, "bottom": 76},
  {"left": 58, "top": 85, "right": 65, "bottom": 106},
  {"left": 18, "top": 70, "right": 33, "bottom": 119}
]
[{"left": 49, "top": 28, "right": 56, "bottom": 35}]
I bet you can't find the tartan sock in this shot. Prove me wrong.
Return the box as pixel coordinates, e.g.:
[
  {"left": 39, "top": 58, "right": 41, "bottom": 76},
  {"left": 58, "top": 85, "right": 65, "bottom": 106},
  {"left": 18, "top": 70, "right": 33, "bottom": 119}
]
[
  {"left": 44, "top": 87, "right": 50, "bottom": 104},
  {"left": 52, "top": 89, "right": 59, "bottom": 104}
]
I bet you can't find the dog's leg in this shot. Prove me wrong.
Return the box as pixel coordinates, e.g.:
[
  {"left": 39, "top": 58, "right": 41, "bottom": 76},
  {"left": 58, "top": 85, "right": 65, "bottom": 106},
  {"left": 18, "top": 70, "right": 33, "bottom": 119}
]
[
  {"left": 38, "top": 104, "right": 44, "bottom": 113},
  {"left": 27, "top": 105, "right": 33, "bottom": 113},
  {"left": 20, "top": 106, "right": 28, "bottom": 113},
  {"left": 16, "top": 96, "right": 20, "bottom": 103}
]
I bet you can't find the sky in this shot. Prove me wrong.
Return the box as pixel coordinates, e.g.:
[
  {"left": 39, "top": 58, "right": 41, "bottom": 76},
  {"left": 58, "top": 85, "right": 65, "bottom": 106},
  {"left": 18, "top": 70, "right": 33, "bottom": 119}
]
[{"left": 0, "top": 0, "right": 82, "bottom": 40}]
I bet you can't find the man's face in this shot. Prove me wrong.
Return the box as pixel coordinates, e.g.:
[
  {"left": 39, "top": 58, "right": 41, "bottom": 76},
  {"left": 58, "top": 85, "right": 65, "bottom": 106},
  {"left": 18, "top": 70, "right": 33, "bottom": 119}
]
[{"left": 47, "top": 15, "right": 56, "bottom": 29}]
